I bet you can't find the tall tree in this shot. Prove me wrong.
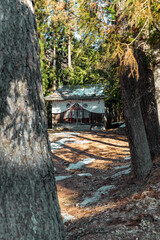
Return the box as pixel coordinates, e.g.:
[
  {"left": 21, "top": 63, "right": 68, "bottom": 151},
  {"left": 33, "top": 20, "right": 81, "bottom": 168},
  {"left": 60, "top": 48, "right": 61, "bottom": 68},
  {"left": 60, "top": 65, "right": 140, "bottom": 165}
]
[
  {"left": 135, "top": 42, "right": 160, "bottom": 158},
  {"left": 116, "top": 0, "right": 160, "bottom": 158},
  {"left": 77, "top": 0, "right": 160, "bottom": 181},
  {"left": 0, "top": 0, "right": 65, "bottom": 239},
  {"left": 36, "top": 0, "right": 77, "bottom": 86},
  {"left": 115, "top": 1, "right": 153, "bottom": 181}
]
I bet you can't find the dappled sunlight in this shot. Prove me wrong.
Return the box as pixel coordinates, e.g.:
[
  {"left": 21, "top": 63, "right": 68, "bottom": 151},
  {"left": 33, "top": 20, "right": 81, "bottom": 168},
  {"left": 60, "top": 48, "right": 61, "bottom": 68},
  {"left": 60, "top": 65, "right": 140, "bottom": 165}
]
[
  {"left": 49, "top": 129, "right": 132, "bottom": 226},
  {"left": 49, "top": 129, "right": 160, "bottom": 239},
  {"left": 86, "top": 160, "right": 113, "bottom": 171},
  {"left": 50, "top": 131, "right": 130, "bottom": 166}
]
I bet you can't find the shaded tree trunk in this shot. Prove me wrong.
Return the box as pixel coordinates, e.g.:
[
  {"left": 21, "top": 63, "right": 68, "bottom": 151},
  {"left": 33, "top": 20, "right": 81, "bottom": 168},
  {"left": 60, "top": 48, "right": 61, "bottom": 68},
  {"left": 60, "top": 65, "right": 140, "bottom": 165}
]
[
  {"left": 116, "top": 1, "right": 152, "bottom": 181},
  {"left": 120, "top": 70, "right": 152, "bottom": 181},
  {"left": 135, "top": 44, "right": 160, "bottom": 158},
  {"left": 105, "top": 103, "right": 113, "bottom": 129},
  {"left": 0, "top": 0, "right": 65, "bottom": 239}
]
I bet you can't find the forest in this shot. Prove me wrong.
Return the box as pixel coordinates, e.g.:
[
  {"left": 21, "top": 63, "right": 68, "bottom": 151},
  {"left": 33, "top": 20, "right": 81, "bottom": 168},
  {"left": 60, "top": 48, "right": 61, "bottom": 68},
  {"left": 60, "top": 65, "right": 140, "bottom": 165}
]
[
  {"left": 35, "top": 0, "right": 160, "bottom": 181},
  {"left": 35, "top": 0, "right": 123, "bottom": 127}
]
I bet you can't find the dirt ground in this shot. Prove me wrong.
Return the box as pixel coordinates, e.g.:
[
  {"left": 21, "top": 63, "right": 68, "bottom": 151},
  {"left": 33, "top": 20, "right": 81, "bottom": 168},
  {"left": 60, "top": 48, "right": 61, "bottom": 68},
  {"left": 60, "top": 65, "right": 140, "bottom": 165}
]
[{"left": 49, "top": 128, "right": 160, "bottom": 240}]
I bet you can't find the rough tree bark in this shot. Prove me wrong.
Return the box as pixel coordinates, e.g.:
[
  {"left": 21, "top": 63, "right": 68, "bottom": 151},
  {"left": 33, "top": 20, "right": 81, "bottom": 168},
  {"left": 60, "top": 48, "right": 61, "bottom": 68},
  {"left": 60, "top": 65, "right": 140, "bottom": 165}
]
[
  {"left": 116, "top": 1, "right": 153, "bottom": 181},
  {"left": 0, "top": 0, "right": 65, "bottom": 239},
  {"left": 135, "top": 43, "right": 160, "bottom": 158},
  {"left": 120, "top": 70, "right": 152, "bottom": 181}
]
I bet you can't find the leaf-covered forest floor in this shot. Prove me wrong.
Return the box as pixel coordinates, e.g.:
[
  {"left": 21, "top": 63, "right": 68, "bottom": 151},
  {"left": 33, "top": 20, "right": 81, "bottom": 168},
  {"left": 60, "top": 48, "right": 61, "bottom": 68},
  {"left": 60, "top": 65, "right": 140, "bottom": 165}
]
[{"left": 49, "top": 128, "right": 160, "bottom": 240}]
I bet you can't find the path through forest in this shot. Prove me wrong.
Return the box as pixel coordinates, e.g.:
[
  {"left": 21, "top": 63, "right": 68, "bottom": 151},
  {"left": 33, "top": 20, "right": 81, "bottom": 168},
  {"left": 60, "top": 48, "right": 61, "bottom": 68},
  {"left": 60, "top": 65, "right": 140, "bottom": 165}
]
[{"left": 49, "top": 128, "right": 160, "bottom": 240}]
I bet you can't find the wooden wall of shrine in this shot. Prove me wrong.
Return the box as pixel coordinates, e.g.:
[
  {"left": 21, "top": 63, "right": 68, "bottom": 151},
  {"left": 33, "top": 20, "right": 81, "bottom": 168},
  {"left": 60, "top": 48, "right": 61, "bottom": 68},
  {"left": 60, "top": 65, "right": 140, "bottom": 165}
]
[{"left": 52, "top": 108, "right": 104, "bottom": 128}]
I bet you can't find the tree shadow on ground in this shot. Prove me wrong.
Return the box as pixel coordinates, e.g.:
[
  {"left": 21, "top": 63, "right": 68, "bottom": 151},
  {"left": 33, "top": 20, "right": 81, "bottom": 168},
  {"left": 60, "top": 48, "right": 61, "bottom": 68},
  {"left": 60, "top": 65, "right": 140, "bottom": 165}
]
[
  {"left": 64, "top": 161, "right": 160, "bottom": 240},
  {"left": 50, "top": 131, "right": 160, "bottom": 239},
  {"left": 50, "top": 130, "right": 136, "bottom": 215},
  {"left": 70, "top": 128, "right": 129, "bottom": 143},
  {"left": 72, "top": 134, "right": 129, "bottom": 148}
]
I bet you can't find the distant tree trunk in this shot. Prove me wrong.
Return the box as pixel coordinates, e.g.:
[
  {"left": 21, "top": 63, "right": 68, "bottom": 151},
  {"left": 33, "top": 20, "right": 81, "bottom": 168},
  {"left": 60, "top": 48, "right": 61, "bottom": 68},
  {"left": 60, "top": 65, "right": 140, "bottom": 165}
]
[
  {"left": 53, "top": 33, "right": 57, "bottom": 91},
  {"left": 0, "top": 1, "right": 65, "bottom": 239},
  {"left": 68, "top": 35, "right": 72, "bottom": 68},
  {"left": 105, "top": 103, "right": 113, "bottom": 129}
]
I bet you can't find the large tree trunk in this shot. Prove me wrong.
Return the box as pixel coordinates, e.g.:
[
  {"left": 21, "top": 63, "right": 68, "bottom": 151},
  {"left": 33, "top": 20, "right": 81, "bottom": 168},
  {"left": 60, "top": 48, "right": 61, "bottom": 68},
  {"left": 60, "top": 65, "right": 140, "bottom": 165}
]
[
  {"left": 0, "top": 1, "right": 65, "bottom": 239},
  {"left": 120, "top": 70, "right": 152, "bottom": 181},
  {"left": 116, "top": 1, "right": 153, "bottom": 181},
  {"left": 135, "top": 44, "right": 160, "bottom": 158}
]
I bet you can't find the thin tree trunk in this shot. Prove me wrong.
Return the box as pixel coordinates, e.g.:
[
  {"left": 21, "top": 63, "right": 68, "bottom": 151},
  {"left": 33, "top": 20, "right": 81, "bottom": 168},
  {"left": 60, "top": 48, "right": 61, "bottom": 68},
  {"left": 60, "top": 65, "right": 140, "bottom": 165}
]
[
  {"left": 0, "top": 1, "right": 65, "bottom": 239},
  {"left": 53, "top": 35, "right": 56, "bottom": 69},
  {"left": 68, "top": 35, "right": 71, "bottom": 68},
  {"left": 53, "top": 33, "right": 57, "bottom": 91}
]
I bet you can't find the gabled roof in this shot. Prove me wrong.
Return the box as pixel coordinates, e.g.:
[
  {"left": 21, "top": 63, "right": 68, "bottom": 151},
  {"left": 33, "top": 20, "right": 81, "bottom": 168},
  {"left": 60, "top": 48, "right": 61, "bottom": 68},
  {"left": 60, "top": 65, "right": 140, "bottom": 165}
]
[{"left": 44, "top": 84, "right": 105, "bottom": 101}]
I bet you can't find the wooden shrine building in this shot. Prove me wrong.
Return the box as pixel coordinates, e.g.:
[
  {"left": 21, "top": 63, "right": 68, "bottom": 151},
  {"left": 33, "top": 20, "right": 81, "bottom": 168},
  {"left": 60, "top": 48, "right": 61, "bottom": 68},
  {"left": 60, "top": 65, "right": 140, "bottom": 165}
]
[{"left": 44, "top": 85, "right": 106, "bottom": 128}]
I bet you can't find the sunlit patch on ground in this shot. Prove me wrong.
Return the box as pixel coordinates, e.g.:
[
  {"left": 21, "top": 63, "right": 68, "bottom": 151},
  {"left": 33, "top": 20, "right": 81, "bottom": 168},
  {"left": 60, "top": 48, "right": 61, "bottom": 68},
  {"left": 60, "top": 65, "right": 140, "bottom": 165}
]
[{"left": 49, "top": 128, "right": 160, "bottom": 239}]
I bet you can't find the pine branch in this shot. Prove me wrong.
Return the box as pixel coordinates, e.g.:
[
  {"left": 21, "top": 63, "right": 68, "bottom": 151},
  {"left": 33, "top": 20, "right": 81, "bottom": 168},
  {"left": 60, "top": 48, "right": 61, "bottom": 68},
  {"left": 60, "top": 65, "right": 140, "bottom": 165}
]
[
  {"left": 153, "top": 21, "right": 160, "bottom": 32},
  {"left": 128, "top": 17, "right": 149, "bottom": 46}
]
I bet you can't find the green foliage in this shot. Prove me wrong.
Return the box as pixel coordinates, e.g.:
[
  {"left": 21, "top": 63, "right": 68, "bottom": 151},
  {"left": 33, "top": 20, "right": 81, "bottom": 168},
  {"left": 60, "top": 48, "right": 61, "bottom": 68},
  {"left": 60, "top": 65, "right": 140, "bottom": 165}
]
[{"left": 35, "top": 0, "right": 133, "bottom": 121}]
